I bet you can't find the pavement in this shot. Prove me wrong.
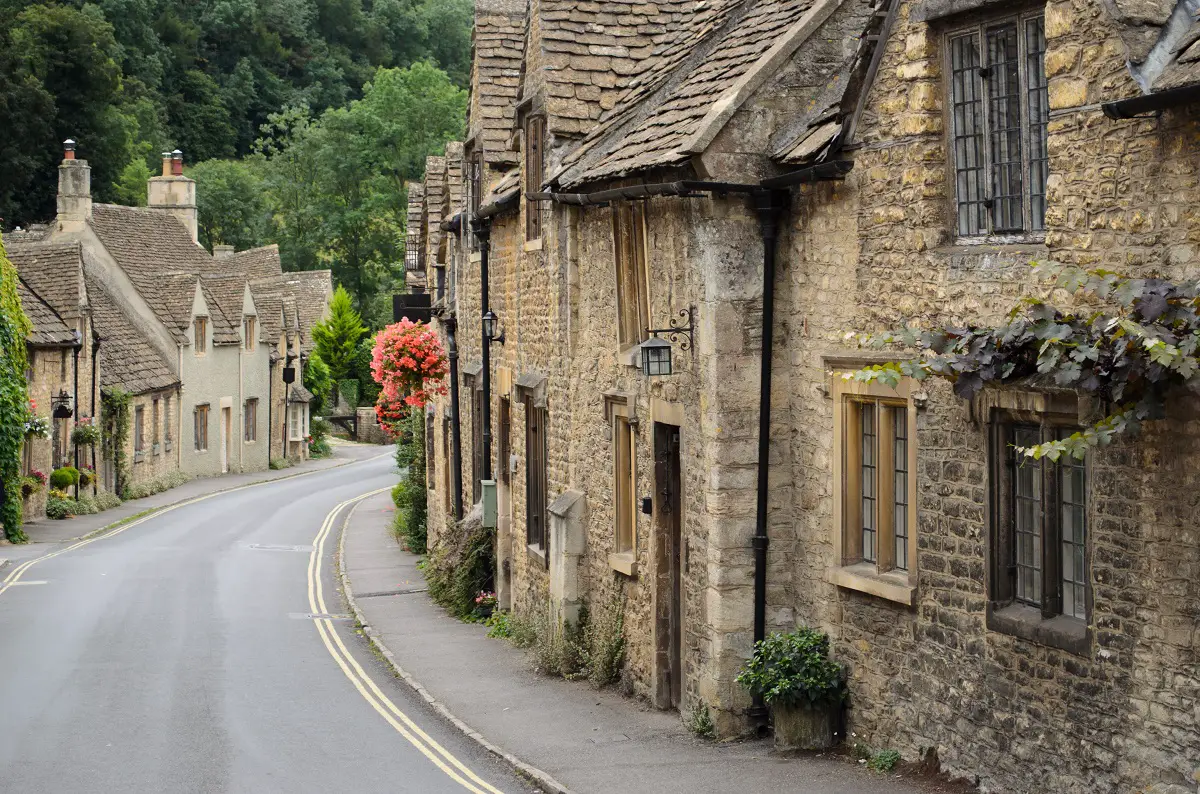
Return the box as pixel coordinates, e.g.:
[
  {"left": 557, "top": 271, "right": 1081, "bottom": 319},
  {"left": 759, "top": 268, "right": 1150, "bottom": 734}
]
[
  {"left": 0, "top": 440, "right": 384, "bottom": 569},
  {"left": 0, "top": 449, "right": 533, "bottom": 793},
  {"left": 342, "top": 490, "right": 938, "bottom": 794}
]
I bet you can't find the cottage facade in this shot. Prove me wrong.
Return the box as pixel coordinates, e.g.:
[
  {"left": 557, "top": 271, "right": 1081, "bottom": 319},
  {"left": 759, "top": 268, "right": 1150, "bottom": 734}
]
[{"left": 425, "top": 0, "right": 1200, "bottom": 790}]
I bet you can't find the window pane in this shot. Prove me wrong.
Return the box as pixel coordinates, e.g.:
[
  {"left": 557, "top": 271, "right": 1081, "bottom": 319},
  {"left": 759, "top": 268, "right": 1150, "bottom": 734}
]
[
  {"left": 893, "top": 407, "right": 909, "bottom": 571},
  {"left": 1013, "top": 425, "right": 1042, "bottom": 606},
  {"left": 987, "top": 24, "right": 1024, "bottom": 232},
  {"left": 1060, "top": 454, "right": 1087, "bottom": 619},
  {"left": 861, "top": 406, "right": 877, "bottom": 564},
  {"left": 950, "top": 33, "right": 987, "bottom": 236},
  {"left": 1025, "top": 17, "right": 1049, "bottom": 231}
]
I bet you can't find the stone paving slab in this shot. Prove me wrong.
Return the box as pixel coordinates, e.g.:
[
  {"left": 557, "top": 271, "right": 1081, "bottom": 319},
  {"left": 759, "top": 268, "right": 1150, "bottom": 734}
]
[{"left": 341, "top": 491, "right": 938, "bottom": 794}]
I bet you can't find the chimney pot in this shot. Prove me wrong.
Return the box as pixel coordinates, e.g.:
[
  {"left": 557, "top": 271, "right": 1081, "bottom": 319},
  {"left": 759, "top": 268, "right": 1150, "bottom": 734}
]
[
  {"left": 171, "top": 150, "right": 184, "bottom": 176},
  {"left": 63, "top": 138, "right": 76, "bottom": 160},
  {"left": 161, "top": 152, "right": 172, "bottom": 177}
]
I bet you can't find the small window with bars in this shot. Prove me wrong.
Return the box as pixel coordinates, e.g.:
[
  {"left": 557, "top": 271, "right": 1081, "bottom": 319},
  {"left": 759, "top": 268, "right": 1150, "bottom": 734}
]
[
  {"left": 947, "top": 13, "right": 1048, "bottom": 238},
  {"left": 524, "top": 115, "right": 545, "bottom": 241},
  {"left": 992, "top": 417, "right": 1089, "bottom": 623},
  {"left": 841, "top": 395, "right": 916, "bottom": 575}
]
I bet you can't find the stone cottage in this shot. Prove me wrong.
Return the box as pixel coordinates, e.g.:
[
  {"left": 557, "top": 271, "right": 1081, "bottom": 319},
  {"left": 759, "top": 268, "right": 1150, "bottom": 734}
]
[{"left": 423, "top": 0, "right": 1200, "bottom": 791}]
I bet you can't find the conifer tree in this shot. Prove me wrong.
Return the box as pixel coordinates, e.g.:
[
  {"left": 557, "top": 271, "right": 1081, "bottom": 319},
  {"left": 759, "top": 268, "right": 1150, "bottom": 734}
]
[{"left": 312, "top": 285, "right": 366, "bottom": 383}]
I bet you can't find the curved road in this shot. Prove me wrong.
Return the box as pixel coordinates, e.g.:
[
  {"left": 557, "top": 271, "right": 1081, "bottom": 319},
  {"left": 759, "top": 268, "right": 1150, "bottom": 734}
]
[{"left": 0, "top": 453, "right": 531, "bottom": 793}]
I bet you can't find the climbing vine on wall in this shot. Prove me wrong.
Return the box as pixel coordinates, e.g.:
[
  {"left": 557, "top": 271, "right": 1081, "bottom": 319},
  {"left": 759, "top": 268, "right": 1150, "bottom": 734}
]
[
  {"left": 848, "top": 262, "right": 1200, "bottom": 461},
  {"left": 101, "top": 388, "right": 131, "bottom": 496},
  {"left": 0, "top": 234, "right": 32, "bottom": 542}
]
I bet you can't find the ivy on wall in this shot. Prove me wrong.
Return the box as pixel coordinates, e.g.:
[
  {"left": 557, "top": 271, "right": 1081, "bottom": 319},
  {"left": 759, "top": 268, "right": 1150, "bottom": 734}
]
[
  {"left": 101, "top": 388, "right": 131, "bottom": 497},
  {"left": 849, "top": 262, "right": 1200, "bottom": 460},
  {"left": 0, "top": 234, "right": 32, "bottom": 542}
]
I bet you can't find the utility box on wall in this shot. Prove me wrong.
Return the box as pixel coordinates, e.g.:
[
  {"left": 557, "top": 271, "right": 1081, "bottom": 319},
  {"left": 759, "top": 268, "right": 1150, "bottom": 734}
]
[{"left": 481, "top": 480, "right": 497, "bottom": 528}]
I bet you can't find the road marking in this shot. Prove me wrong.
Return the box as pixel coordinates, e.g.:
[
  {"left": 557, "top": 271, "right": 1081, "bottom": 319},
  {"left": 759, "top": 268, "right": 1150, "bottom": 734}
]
[
  {"left": 0, "top": 452, "right": 392, "bottom": 599},
  {"left": 5, "top": 580, "right": 47, "bottom": 586},
  {"left": 309, "top": 491, "right": 508, "bottom": 794}
]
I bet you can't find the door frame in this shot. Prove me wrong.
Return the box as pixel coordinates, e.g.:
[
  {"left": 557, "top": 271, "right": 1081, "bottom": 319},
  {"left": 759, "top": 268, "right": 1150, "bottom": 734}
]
[
  {"left": 652, "top": 418, "right": 684, "bottom": 710},
  {"left": 220, "top": 405, "right": 231, "bottom": 473}
]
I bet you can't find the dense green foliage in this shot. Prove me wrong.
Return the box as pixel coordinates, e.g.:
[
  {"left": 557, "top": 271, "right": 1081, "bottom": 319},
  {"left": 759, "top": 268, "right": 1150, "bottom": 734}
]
[
  {"left": 100, "top": 387, "right": 130, "bottom": 495},
  {"left": 0, "top": 0, "right": 471, "bottom": 230},
  {"left": 391, "top": 409, "right": 427, "bottom": 552},
  {"left": 849, "top": 262, "right": 1200, "bottom": 460},
  {"left": 0, "top": 234, "right": 32, "bottom": 541},
  {"left": 302, "top": 350, "right": 332, "bottom": 413},
  {"left": 49, "top": 465, "right": 80, "bottom": 489},
  {"left": 313, "top": 285, "right": 367, "bottom": 380},
  {"left": 736, "top": 628, "right": 846, "bottom": 708}
]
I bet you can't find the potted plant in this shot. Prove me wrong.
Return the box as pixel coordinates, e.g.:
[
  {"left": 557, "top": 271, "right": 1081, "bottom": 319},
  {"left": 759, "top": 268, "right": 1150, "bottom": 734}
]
[
  {"left": 20, "top": 470, "right": 46, "bottom": 499},
  {"left": 71, "top": 417, "right": 101, "bottom": 447},
  {"left": 24, "top": 400, "right": 51, "bottom": 439},
  {"left": 736, "top": 628, "right": 846, "bottom": 751}
]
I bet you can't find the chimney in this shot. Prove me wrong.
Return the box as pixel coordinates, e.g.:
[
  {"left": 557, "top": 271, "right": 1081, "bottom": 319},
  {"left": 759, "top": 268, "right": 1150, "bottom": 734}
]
[
  {"left": 147, "top": 148, "right": 198, "bottom": 243},
  {"left": 57, "top": 138, "right": 92, "bottom": 231},
  {"left": 213, "top": 244, "right": 235, "bottom": 259}
]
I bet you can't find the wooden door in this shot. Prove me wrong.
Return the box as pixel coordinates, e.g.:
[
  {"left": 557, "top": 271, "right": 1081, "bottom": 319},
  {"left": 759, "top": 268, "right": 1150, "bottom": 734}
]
[{"left": 654, "top": 422, "right": 683, "bottom": 710}]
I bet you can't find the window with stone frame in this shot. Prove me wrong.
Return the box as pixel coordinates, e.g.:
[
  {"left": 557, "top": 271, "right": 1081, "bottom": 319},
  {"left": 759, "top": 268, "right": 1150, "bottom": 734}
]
[
  {"left": 152, "top": 397, "right": 160, "bottom": 451},
  {"left": 134, "top": 405, "right": 145, "bottom": 453},
  {"left": 244, "top": 316, "right": 256, "bottom": 352},
  {"left": 525, "top": 397, "right": 548, "bottom": 551},
  {"left": 245, "top": 398, "right": 258, "bottom": 442},
  {"left": 614, "top": 416, "right": 637, "bottom": 556},
  {"left": 194, "top": 404, "right": 209, "bottom": 451},
  {"left": 471, "top": 384, "right": 484, "bottom": 502},
  {"left": 194, "top": 316, "right": 208, "bottom": 354},
  {"left": 612, "top": 201, "right": 650, "bottom": 350},
  {"left": 987, "top": 404, "right": 1090, "bottom": 652},
  {"left": 163, "top": 395, "right": 172, "bottom": 444},
  {"left": 524, "top": 115, "right": 544, "bottom": 241},
  {"left": 945, "top": 11, "right": 1048, "bottom": 238},
  {"left": 828, "top": 369, "right": 918, "bottom": 606}
]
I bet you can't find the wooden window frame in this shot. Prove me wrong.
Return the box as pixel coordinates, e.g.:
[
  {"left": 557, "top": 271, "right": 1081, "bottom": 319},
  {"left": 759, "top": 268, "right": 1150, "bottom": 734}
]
[
  {"left": 245, "top": 398, "right": 258, "bottom": 443},
  {"left": 524, "top": 115, "right": 545, "bottom": 242},
  {"left": 612, "top": 201, "right": 651, "bottom": 353},
  {"left": 524, "top": 397, "right": 549, "bottom": 555},
  {"left": 134, "top": 405, "right": 145, "bottom": 453},
  {"left": 194, "top": 404, "right": 209, "bottom": 452},
  {"left": 194, "top": 316, "right": 208, "bottom": 355},
  {"left": 986, "top": 399, "right": 1091, "bottom": 655},
  {"left": 163, "top": 395, "right": 172, "bottom": 445},
  {"left": 944, "top": 9, "right": 1048, "bottom": 241},
  {"left": 244, "top": 316, "right": 256, "bottom": 352},
  {"left": 828, "top": 372, "right": 918, "bottom": 606},
  {"left": 608, "top": 396, "right": 639, "bottom": 576}
]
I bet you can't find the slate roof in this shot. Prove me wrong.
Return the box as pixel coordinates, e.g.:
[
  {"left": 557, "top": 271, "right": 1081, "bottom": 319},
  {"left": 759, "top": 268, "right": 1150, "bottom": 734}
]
[
  {"left": 537, "top": 0, "right": 720, "bottom": 137},
  {"left": 471, "top": 0, "right": 525, "bottom": 164},
  {"left": 288, "top": 383, "right": 315, "bottom": 404},
  {"left": 17, "top": 279, "right": 76, "bottom": 347},
  {"left": 247, "top": 271, "right": 331, "bottom": 353},
  {"left": 485, "top": 168, "right": 522, "bottom": 204},
  {"left": 7, "top": 242, "right": 86, "bottom": 319},
  {"left": 199, "top": 273, "right": 252, "bottom": 345},
  {"left": 85, "top": 274, "right": 179, "bottom": 395},
  {"left": 233, "top": 244, "right": 284, "bottom": 281},
  {"left": 1103, "top": 1, "right": 1200, "bottom": 93},
  {"left": 554, "top": 0, "right": 825, "bottom": 188}
]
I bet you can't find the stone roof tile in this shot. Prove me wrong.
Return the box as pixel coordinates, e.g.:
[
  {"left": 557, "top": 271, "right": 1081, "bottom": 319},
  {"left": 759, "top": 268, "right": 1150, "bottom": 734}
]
[
  {"left": 85, "top": 274, "right": 179, "bottom": 395},
  {"left": 7, "top": 242, "right": 86, "bottom": 319},
  {"left": 232, "top": 244, "right": 284, "bottom": 281},
  {"left": 17, "top": 279, "right": 76, "bottom": 347}
]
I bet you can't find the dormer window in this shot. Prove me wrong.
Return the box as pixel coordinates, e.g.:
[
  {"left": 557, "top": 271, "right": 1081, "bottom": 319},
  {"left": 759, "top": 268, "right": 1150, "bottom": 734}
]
[{"left": 194, "top": 316, "right": 208, "bottom": 354}]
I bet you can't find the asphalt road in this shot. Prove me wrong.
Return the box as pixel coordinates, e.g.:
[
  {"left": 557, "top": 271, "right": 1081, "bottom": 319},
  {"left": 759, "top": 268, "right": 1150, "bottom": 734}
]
[{"left": 0, "top": 452, "right": 532, "bottom": 794}]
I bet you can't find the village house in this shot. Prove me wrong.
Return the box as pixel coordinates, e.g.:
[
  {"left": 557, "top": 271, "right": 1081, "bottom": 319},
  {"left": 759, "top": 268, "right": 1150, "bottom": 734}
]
[
  {"left": 11, "top": 145, "right": 329, "bottom": 500},
  {"left": 421, "top": 0, "right": 1200, "bottom": 791}
]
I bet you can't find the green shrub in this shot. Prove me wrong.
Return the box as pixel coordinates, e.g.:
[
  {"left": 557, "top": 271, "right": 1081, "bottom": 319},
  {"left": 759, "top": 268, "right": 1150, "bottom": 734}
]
[
  {"left": 45, "top": 495, "right": 75, "bottom": 519},
  {"left": 583, "top": 593, "right": 626, "bottom": 687},
  {"left": 337, "top": 379, "right": 360, "bottom": 409},
  {"left": 308, "top": 416, "right": 333, "bottom": 458},
  {"left": 49, "top": 466, "right": 80, "bottom": 489},
  {"left": 686, "top": 702, "right": 717, "bottom": 739},
  {"left": 77, "top": 468, "right": 93, "bottom": 487},
  {"left": 426, "top": 510, "right": 494, "bottom": 621},
  {"left": 485, "top": 611, "right": 514, "bottom": 638},
  {"left": 121, "top": 470, "right": 191, "bottom": 500},
  {"left": 72, "top": 495, "right": 99, "bottom": 515},
  {"left": 269, "top": 457, "right": 292, "bottom": 470},
  {"left": 868, "top": 749, "right": 902, "bottom": 773},
  {"left": 94, "top": 492, "right": 122, "bottom": 511},
  {"left": 735, "top": 627, "right": 846, "bottom": 709}
]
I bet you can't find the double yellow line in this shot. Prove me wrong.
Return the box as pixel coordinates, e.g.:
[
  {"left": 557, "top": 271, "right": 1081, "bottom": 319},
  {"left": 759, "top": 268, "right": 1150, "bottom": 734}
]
[{"left": 309, "top": 492, "right": 507, "bottom": 794}]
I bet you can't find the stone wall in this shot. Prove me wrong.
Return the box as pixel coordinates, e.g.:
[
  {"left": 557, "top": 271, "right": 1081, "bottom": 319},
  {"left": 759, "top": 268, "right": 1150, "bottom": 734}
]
[{"left": 125, "top": 387, "right": 180, "bottom": 487}]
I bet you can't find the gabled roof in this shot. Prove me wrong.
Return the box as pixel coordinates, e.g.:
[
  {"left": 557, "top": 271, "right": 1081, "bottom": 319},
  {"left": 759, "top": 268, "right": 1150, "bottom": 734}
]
[
  {"left": 7, "top": 242, "right": 86, "bottom": 319},
  {"left": 85, "top": 274, "right": 179, "bottom": 395},
  {"left": 535, "top": 0, "right": 725, "bottom": 138},
  {"left": 200, "top": 274, "right": 253, "bottom": 345},
  {"left": 554, "top": 0, "right": 840, "bottom": 188},
  {"left": 17, "top": 279, "right": 76, "bottom": 347},
  {"left": 247, "top": 271, "right": 331, "bottom": 353},
  {"left": 233, "top": 244, "right": 284, "bottom": 281},
  {"left": 470, "top": 0, "right": 526, "bottom": 164}
]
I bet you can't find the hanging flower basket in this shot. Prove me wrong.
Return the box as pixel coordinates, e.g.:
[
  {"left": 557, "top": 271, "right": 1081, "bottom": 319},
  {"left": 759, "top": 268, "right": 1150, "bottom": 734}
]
[
  {"left": 71, "top": 417, "right": 101, "bottom": 447},
  {"left": 24, "top": 400, "right": 50, "bottom": 439},
  {"left": 371, "top": 319, "right": 449, "bottom": 409}
]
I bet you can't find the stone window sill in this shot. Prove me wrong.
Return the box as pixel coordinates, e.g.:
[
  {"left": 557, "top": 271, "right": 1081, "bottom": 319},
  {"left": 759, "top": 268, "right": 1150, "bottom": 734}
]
[
  {"left": 133, "top": 450, "right": 145, "bottom": 463},
  {"left": 609, "top": 551, "right": 637, "bottom": 578},
  {"left": 987, "top": 602, "right": 1090, "bottom": 656},
  {"left": 470, "top": 252, "right": 483, "bottom": 264},
  {"left": 527, "top": 543, "right": 547, "bottom": 569},
  {"left": 826, "top": 563, "right": 915, "bottom": 606},
  {"left": 524, "top": 238, "right": 543, "bottom": 253},
  {"left": 164, "top": 441, "right": 173, "bottom": 453}
]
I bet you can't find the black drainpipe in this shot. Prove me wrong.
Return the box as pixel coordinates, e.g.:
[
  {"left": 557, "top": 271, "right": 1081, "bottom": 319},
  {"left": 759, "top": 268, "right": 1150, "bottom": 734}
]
[
  {"left": 267, "top": 357, "right": 274, "bottom": 464},
  {"left": 72, "top": 336, "right": 81, "bottom": 501},
  {"left": 445, "top": 316, "right": 464, "bottom": 520},
  {"left": 472, "top": 218, "right": 493, "bottom": 484}
]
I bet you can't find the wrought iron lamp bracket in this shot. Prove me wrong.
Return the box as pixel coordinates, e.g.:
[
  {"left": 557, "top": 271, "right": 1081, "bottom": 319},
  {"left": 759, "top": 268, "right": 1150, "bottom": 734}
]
[{"left": 645, "top": 304, "right": 696, "bottom": 353}]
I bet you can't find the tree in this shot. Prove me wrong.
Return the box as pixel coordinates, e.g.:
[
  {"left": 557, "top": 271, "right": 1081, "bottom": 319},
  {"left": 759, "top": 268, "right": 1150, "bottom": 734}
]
[
  {"left": 190, "top": 158, "right": 270, "bottom": 252},
  {"left": 312, "top": 285, "right": 367, "bottom": 382},
  {"left": 303, "top": 350, "right": 332, "bottom": 414}
]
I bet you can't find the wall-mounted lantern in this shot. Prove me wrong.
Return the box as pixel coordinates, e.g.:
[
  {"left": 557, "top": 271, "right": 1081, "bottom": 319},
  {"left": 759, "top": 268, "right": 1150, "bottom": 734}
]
[
  {"left": 483, "top": 310, "right": 505, "bottom": 345},
  {"left": 640, "top": 305, "right": 696, "bottom": 377}
]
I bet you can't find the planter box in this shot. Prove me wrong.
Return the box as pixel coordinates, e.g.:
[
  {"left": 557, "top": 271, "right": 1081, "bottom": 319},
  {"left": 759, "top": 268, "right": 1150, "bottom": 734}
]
[{"left": 773, "top": 703, "right": 835, "bottom": 751}]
